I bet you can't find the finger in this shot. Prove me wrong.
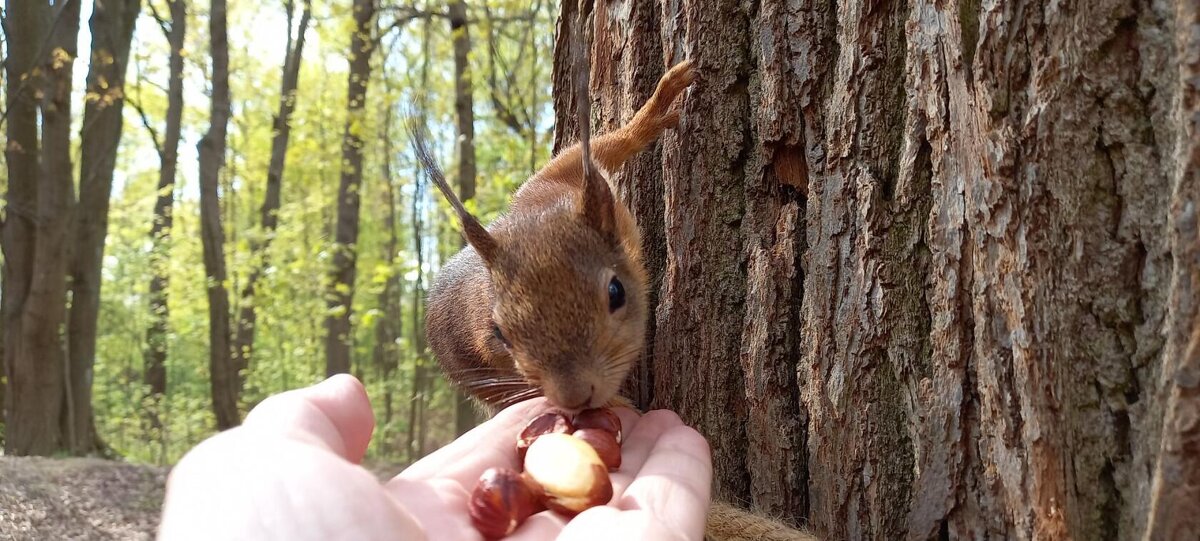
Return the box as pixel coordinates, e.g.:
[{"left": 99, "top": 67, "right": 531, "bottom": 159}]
[
  {"left": 241, "top": 374, "right": 374, "bottom": 463},
  {"left": 396, "top": 397, "right": 553, "bottom": 488},
  {"left": 618, "top": 425, "right": 712, "bottom": 541},
  {"left": 504, "top": 510, "right": 566, "bottom": 541},
  {"left": 609, "top": 410, "right": 684, "bottom": 499},
  {"left": 161, "top": 433, "right": 425, "bottom": 541},
  {"left": 558, "top": 507, "right": 684, "bottom": 541},
  {"left": 601, "top": 406, "right": 643, "bottom": 496},
  {"left": 610, "top": 407, "right": 641, "bottom": 443},
  {"left": 384, "top": 477, "right": 477, "bottom": 541}
]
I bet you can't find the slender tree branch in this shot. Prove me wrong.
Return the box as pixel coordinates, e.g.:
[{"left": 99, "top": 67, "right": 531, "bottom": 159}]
[
  {"left": 482, "top": 3, "right": 539, "bottom": 135},
  {"left": 128, "top": 96, "right": 164, "bottom": 158},
  {"left": 146, "top": 1, "right": 171, "bottom": 37}
]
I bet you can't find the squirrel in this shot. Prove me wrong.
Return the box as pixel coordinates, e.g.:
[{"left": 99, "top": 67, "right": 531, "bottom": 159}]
[{"left": 414, "top": 13, "right": 815, "bottom": 541}]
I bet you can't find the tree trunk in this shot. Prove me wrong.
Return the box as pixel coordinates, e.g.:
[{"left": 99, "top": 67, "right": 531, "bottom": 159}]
[
  {"left": 234, "top": 0, "right": 312, "bottom": 386},
  {"left": 2, "top": 0, "right": 81, "bottom": 456},
  {"left": 407, "top": 158, "right": 428, "bottom": 462},
  {"left": 144, "top": 0, "right": 187, "bottom": 413},
  {"left": 1144, "top": 1, "right": 1200, "bottom": 535},
  {"left": 325, "top": 0, "right": 377, "bottom": 377},
  {"left": 556, "top": 0, "right": 1200, "bottom": 538},
  {"left": 448, "top": 0, "right": 483, "bottom": 437},
  {"left": 373, "top": 106, "right": 402, "bottom": 440},
  {"left": 1, "top": 24, "right": 6, "bottom": 441},
  {"left": 199, "top": 0, "right": 238, "bottom": 430},
  {"left": 66, "top": 0, "right": 140, "bottom": 456}
]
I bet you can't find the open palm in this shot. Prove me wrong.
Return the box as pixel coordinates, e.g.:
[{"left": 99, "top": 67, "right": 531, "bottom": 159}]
[{"left": 158, "top": 375, "right": 712, "bottom": 540}]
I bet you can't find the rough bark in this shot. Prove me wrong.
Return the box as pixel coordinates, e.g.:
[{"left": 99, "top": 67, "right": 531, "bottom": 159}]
[
  {"left": 449, "top": 0, "right": 483, "bottom": 437},
  {"left": 325, "top": 0, "right": 377, "bottom": 377},
  {"left": 1144, "top": 0, "right": 1200, "bottom": 536},
  {"left": 1, "top": 24, "right": 6, "bottom": 438},
  {"left": 67, "top": 0, "right": 140, "bottom": 456},
  {"left": 144, "top": 0, "right": 187, "bottom": 407},
  {"left": 2, "top": 0, "right": 81, "bottom": 456},
  {"left": 555, "top": 0, "right": 1200, "bottom": 537},
  {"left": 233, "top": 0, "right": 312, "bottom": 386},
  {"left": 198, "top": 0, "right": 238, "bottom": 430}
]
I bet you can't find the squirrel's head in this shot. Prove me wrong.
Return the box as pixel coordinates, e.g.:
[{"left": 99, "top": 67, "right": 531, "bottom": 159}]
[
  {"left": 412, "top": 125, "right": 646, "bottom": 411},
  {"left": 480, "top": 183, "right": 646, "bottom": 410},
  {"left": 415, "top": 22, "right": 645, "bottom": 410}
]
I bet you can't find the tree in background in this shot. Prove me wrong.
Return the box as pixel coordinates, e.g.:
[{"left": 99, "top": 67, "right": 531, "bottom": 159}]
[
  {"left": 447, "top": 0, "right": 482, "bottom": 437},
  {"left": 0, "top": 0, "right": 555, "bottom": 464},
  {"left": 372, "top": 94, "right": 403, "bottom": 454},
  {"left": 481, "top": 0, "right": 544, "bottom": 174},
  {"left": 558, "top": 0, "right": 1200, "bottom": 538},
  {"left": 136, "top": 0, "right": 188, "bottom": 449},
  {"left": 325, "top": 0, "right": 378, "bottom": 377},
  {"left": 2, "top": 0, "right": 82, "bottom": 455},
  {"left": 404, "top": 18, "right": 433, "bottom": 462},
  {"left": 67, "top": 0, "right": 141, "bottom": 455},
  {"left": 198, "top": 0, "right": 237, "bottom": 430},
  {"left": 233, "top": 0, "right": 313, "bottom": 394}
]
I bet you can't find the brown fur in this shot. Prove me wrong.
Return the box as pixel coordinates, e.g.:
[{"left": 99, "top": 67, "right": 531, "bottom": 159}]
[{"left": 426, "top": 60, "right": 696, "bottom": 413}]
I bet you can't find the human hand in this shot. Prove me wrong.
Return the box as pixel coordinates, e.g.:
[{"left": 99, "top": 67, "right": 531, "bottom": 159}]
[{"left": 158, "top": 374, "right": 713, "bottom": 540}]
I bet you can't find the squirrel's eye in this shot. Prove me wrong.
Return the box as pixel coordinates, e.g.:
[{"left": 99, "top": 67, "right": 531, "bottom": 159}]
[
  {"left": 492, "top": 322, "right": 512, "bottom": 349},
  {"left": 608, "top": 277, "right": 626, "bottom": 312}
]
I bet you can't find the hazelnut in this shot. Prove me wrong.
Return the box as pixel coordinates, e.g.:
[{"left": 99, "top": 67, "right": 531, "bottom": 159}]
[
  {"left": 573, "top": 428, "right": 622, "bottom": 470},
  {"left": 469, "top": 467, "right": 539, "bottom": 538},
  {"left": 573, "top": 408, "right": 622, "bottom": 443},
  {"left": 523, "top": 433, "right": 613, "bottom": 515},
  {"left": 516, "top": 412, "right": 574, "bottom": 461}
]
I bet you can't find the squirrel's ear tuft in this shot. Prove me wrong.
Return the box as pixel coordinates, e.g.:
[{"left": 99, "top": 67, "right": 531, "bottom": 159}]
[
  {"left": 409, "top": 119, "right": 500, "bottom": 265},
  {"left": 573, "top": 11, "right": 617, "bottom": 241}
]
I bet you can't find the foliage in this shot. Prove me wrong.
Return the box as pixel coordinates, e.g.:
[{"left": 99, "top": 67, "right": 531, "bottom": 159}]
[{"left": 0, "top": 0, "right": 556, "bottom": 464}]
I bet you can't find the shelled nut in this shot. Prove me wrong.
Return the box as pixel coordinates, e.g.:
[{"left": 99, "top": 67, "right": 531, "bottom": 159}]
[
  {"left": 573, "top": 428, "right": 621, "bottom": 470},
  {"left": 573, "top": 408, "right": 622, "bottom": 443},
  {"left": 516, "top": 412, "right": 574, "bottom": 461},
  {"left": 522, "top": 433, "right": 613, "bottom": 515},
  {"left": 469, "top": 467, "right": 540, "bottom": 539}
]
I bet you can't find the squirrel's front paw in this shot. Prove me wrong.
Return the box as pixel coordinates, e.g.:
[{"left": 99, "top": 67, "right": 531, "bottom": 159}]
[
  {"left": 657, "top": 59, "right": 697, "bottom": 100},
  {"left": 645, "top": 60, "right": 696, "bottom": 128}
]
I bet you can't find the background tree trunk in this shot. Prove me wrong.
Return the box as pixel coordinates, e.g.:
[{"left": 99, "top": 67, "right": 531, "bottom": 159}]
[
  {"left": 373, "top": 104, "right": 402, "bottom": 447},
  {"left": 67, "top": 0, "right": 140, "bottom": 456},
  {"left": 448, "top": 0, "right": 483, "bottom": 437},
  {"left": 2, "top": 0, "right": 82, "bottom": 456},
  {"left": 407, "top": 156, "right": 429, "bottom": 462},
  {"left": 555, "top": 0, "right": 1200, "bottom": 538},
  {"left": 325, "top": 0, "right": 377, "bottom": 377},
  {"left": 199, "top": 0, "right": 238, "bottom": 430},
  {"left": 234, "top": 0, "right": 312, "bottom": 388},
  {"left": 143, "top": 0, "right": 188, "bottom": 417}
]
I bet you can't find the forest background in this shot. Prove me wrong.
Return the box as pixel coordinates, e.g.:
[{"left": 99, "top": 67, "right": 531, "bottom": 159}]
[{"left": 0, "top": 0, "right": 548, "bottom": 465}]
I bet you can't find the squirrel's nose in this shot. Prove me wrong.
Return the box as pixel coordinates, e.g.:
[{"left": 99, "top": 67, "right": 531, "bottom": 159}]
[{"left": 547, "top": 382, "right": 594, "bottom": 411}]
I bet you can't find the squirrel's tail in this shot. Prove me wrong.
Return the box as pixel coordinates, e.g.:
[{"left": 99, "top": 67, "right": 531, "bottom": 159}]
[{"left": 705, "top": 502, "right": 818, "bottom": 541}]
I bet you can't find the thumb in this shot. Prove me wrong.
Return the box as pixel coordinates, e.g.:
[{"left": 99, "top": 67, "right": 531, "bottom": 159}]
[{"left": 242, "top": 373, "right": 375, "bottom": 463}]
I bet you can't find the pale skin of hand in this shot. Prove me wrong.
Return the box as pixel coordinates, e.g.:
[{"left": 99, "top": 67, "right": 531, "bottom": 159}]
[{"left": 157, "top": 374, "right": 713, "bottom": 541}]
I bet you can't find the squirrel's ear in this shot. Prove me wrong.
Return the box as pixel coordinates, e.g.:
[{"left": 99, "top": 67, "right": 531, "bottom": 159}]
[
  {"left": 573, "top": 12, "right": 617, "bottom": 241},
  {"left": 409, "top": 121, "right": 500, "bottom": 265},
  {"left": 579, "top": 164, "right": 617, "bottom": 239}
]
